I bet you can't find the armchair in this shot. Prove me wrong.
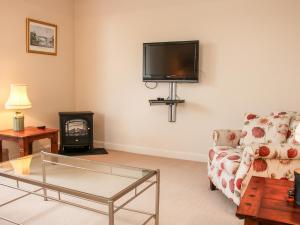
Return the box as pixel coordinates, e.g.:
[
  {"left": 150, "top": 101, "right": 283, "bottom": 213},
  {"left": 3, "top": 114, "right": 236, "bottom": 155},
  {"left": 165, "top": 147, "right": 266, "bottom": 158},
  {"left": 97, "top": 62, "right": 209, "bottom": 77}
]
[{"left": 208, "top": 112, "right": 300, "bottom": 205}]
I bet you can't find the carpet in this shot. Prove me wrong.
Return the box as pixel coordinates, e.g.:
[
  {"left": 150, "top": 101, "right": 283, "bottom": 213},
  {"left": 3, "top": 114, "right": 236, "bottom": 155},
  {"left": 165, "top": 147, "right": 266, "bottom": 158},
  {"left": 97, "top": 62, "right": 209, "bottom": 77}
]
[{"left": 0, "top": 150, "right": 244, "bottom": 225}]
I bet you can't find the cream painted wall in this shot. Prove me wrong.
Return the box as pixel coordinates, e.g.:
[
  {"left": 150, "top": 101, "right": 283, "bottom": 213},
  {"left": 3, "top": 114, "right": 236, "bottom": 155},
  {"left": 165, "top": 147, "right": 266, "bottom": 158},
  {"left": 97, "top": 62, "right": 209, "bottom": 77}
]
[
  {"left": 1, "top": 0, "right": 299, "bottom": 161},
  {"left": 74, "top": 0, "right": 300, "bottom": 161},
  {"left": 0, "top": 0, "right": 75, "bottom": 158}
]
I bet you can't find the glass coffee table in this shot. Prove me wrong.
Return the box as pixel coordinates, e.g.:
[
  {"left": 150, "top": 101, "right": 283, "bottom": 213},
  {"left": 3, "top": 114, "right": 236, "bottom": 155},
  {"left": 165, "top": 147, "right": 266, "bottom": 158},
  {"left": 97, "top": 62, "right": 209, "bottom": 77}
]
[{"left": 0, "top": 152, "right": 160, "bottom": 225}]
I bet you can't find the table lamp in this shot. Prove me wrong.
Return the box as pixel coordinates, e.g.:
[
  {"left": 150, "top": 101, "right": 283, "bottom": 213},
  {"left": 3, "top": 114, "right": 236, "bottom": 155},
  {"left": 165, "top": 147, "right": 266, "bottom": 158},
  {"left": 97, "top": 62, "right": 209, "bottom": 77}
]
[
  {"left": 5, "top": 84, "right": 32, "bottom": 131},
  {"left": 294, "top": 123, "right": 300, "bottom": 206}
]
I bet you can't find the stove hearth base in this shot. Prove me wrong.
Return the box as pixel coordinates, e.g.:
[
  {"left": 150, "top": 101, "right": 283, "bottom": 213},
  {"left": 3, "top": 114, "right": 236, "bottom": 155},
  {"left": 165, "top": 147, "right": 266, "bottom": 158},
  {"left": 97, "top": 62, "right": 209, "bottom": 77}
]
[{"left": 61, "top": 147, "right": 108, "bottom": 156}]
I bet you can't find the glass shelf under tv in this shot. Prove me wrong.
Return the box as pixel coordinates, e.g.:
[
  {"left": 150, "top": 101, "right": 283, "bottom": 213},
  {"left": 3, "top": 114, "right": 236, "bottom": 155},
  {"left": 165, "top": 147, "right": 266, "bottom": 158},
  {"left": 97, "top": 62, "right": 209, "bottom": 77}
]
[{"left": 149, "top": 99, "right": 185, "bottom": 106}]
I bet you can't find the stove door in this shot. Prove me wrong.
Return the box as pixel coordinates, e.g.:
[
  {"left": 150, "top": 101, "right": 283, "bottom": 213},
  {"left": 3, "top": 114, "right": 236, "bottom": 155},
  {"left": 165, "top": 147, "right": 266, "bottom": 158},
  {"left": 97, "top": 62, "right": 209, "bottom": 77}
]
[
  {"left": 63, "top": 119, "right": 90, "bottom": 145},
  {"left": 65, "top": 119, "right": 88, "bottom": 136}
]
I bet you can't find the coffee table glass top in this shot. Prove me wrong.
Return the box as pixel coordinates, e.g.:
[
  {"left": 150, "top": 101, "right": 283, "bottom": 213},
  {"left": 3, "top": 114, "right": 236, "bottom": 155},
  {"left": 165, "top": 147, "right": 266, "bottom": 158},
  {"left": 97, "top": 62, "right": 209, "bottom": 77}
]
[{"left": 0, "top": 152, "right": 153, "bottom": 199}]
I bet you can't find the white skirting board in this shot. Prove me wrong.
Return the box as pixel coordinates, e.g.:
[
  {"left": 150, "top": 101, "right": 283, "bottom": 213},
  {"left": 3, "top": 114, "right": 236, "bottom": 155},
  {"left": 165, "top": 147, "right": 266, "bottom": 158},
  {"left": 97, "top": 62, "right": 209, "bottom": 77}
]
[
  {"left": 25, "top": 141, "right": 206, "bottom": 162},
  {"left": 94, "top": 140, "right": 207, "bottom": 162}
]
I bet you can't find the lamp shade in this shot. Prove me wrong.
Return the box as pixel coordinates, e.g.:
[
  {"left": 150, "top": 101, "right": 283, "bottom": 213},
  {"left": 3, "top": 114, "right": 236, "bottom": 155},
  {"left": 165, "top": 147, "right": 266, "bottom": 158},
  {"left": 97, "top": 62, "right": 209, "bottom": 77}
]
[
  {"left": 295, "top": 123, "right": 300, "bottom": 143},
  {"left": 5, "top": 84, "right": 32, "bottom": 110}
]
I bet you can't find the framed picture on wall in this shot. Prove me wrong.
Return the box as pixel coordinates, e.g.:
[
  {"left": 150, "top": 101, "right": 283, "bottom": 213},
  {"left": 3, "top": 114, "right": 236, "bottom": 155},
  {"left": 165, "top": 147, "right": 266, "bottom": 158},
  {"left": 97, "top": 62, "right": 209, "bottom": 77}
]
[{"left": 26, "top": 18, "right": 57, "bottom": 56}]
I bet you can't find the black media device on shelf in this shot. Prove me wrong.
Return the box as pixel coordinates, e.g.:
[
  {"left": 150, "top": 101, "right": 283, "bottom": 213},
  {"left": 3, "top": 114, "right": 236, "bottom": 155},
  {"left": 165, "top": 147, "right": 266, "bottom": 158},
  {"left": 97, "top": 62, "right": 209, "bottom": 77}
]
[
  {"left": 143, "top": 40, "right": 199, "bottom": 82},
  {"left": 59, "top": 111, "right": 107, "bottom": 155}
]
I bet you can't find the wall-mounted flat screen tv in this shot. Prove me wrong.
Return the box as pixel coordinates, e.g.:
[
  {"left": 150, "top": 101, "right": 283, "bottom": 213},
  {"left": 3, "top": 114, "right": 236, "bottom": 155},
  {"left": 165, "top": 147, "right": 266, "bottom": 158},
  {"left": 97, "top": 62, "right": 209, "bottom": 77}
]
[{"left": 143, "top": 40, "right": 199, "bottom": 82}]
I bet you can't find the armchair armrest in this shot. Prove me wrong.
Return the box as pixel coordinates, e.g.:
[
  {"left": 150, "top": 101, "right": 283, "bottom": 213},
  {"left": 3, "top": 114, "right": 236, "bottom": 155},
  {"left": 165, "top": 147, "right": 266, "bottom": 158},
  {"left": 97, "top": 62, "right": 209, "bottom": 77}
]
[
  {"left": 233, "top": 145, "right": 255, "bottom": 204},
  {"left": 213, "top": 129, "right": 242, "bottom": 147},
  {"left": 251, "top": 143, "right": 300, "bottom": 160}
]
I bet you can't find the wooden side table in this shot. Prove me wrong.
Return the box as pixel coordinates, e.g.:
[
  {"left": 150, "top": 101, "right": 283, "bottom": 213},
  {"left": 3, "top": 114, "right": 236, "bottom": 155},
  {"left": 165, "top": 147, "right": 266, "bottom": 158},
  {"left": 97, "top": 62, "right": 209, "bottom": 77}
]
[
  {"left": 236, "top": 176, "right": 300, "bottom": 225},
  {"left": 0, "top": 127, "right": 59, "bottom": 162}
]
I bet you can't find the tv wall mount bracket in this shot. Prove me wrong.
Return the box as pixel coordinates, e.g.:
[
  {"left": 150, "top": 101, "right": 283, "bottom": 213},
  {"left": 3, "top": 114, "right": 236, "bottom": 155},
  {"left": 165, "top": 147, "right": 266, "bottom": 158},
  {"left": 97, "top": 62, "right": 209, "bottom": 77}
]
[{"left": 148, "top": 82, "right": 185, "bottom": 122}]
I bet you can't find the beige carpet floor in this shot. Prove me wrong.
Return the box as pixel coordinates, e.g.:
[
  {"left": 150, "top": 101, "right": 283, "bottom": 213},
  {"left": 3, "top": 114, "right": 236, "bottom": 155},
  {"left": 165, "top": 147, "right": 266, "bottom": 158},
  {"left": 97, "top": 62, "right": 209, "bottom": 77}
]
[{"left": 0, "top": 150, "right": 244, "bottom": 225}]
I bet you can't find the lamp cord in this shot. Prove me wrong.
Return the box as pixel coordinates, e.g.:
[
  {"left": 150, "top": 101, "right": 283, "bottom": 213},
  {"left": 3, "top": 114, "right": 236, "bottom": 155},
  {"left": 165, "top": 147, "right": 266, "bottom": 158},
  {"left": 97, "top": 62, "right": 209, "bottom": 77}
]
[{"left": 145, "top": 82, "right": 158, "bottom": 89}]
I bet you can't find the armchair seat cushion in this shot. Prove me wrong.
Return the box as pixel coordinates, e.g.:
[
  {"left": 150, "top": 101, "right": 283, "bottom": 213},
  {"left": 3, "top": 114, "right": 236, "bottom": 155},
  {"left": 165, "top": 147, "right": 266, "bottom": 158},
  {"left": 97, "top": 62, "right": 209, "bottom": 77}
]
[
  {"left": 251, "top": 143, "right": 300, "bottom": 160},
  {"left": 209, "top": 146, "right": 243, "bottom": 175}
]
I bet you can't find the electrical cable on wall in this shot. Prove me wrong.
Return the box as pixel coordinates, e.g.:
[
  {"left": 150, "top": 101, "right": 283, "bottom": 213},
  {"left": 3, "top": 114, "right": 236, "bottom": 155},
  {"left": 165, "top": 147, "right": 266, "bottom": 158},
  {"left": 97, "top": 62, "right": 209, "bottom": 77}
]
[{"left": 145, "top": 82, "right": 158, "bottom": 89}]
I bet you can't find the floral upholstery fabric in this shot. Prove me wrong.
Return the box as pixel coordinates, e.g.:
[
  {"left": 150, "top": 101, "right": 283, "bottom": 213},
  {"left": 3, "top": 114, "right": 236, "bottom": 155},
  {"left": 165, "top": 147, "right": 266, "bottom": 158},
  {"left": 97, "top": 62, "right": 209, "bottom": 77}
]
[
  {"left": 212, "top": 129, "right": 242, "bottom": 147},
  {"left": 233, "top": 147, "right": 253, "bottom": 204},
  {"left": 287, "top": 112, "right": 300, "bottom": 144},
  {"left": 239, "top": 113, "right": 291, "bottom": 146},
  {"left": 208, "top": 145, "right": 244, "bottom": 201},
  {"left": 209, "top": 146, "right": 242, "bottom": 175},
  {"left": 237, "top": 145, "right": 300, "bottom": 204},
  {"left": 270, "top": 111, "right": 300, "bottom": 144},
  {"left": 208, "top": 113, "right": 300, "bottom": 205},
  {"left": 252, "top": 143, "right": 300, "bottom": 160},
  {"left": 287, "top": 114, "right": 300, "bottom": 144}
]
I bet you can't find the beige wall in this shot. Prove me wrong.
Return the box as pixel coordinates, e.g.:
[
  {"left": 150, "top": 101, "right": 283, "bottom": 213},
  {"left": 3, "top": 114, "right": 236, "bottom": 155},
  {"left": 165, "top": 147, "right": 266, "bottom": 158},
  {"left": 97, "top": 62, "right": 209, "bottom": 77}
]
[
  {"left": 2, "top": 0, "right": 299, "bottom": 161},
  {"left": 0, "top": 0, "right": 75, "bottom": 158},
  {"left": 74, "top": 0, "right": 300, "bottom": 161}
]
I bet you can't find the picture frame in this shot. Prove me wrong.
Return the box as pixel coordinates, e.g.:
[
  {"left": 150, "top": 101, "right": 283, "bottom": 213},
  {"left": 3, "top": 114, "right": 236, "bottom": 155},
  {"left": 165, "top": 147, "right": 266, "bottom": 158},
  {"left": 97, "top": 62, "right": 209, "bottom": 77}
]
[{"left": 26, "top": 18, "right": 57, "bottom": 56}]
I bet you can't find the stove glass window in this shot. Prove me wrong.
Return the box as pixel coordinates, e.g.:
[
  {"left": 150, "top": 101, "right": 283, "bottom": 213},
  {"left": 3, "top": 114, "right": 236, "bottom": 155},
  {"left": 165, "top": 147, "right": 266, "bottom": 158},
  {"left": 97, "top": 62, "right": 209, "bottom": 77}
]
[{"left": 65, "top": 119, "right": 88, "bottom": 136}]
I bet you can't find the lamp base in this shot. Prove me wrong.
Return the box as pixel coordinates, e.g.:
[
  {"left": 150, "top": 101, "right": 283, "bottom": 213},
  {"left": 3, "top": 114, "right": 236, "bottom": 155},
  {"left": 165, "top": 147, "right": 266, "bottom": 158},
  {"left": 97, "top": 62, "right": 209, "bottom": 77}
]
[{"left": 13, "top": 112, "right": 24, "bottom": 131}]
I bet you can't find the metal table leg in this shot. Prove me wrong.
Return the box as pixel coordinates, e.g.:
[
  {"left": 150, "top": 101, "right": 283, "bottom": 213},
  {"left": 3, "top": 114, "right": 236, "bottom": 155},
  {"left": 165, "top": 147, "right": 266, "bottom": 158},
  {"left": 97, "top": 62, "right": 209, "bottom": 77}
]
[
  {"left": 109, "top": 200, "right": 114, "bottom": 225},
  {"left": 155, "top": 170, "right": 160, "bottom": 225}
]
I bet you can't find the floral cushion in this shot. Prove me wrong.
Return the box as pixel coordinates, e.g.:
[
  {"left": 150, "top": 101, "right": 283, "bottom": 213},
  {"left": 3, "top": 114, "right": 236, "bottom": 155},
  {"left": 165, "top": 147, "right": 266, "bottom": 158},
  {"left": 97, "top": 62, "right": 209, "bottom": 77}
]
[
  {"left": 287, "top": 115, "right": 300, "bottom": 144},
  {"left": 270, "top": 111, "right": 300, "bottom": 144},
  {"left": 239, "top": 113, "right": 291, "bottom": 146}
]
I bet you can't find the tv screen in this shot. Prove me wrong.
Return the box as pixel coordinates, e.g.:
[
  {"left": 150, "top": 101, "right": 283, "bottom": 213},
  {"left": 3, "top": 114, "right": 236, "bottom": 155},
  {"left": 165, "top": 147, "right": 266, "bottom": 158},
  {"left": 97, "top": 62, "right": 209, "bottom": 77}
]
[{"left": 143, "top": 41, "right": 199, "bottom": 82}]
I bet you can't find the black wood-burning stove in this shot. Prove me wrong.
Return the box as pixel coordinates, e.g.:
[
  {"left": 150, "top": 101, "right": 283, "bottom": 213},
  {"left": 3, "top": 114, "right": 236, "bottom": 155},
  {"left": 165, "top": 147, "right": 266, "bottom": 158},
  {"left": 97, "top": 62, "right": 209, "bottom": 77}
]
[{"left": 59, "top": 111, "right": 94, "bottom": 154}]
